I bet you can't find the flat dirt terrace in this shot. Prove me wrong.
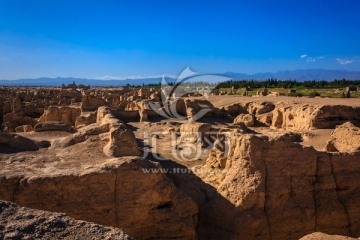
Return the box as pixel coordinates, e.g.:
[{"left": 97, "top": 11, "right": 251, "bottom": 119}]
[{"left": 207, "top": 95, "right": 360, "bottom": 108}]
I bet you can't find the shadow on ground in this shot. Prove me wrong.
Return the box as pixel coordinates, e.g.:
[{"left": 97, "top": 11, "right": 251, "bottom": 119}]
[{"left": 146, "top": 152, "right": 270, "bottom": 240}]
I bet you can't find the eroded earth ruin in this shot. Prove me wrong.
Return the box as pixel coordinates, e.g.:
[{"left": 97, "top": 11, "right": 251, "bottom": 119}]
[{"left": 1, "top": 86, "right": 360, "bottom": 239}]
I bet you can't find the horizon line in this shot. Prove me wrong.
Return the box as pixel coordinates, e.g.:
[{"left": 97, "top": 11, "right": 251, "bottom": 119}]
[{"left": 1, "top": 68, "right": 360, "bottom": 81}]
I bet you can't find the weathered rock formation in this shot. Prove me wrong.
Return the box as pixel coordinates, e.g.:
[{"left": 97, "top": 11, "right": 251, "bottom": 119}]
[
  {"left": 233, "top": 113, "right": 255, "bottom": 127},
  {"left": 53, "top": 107, "right": 140, "bottom": 157},
  {"left": 0, "top": 200, "right": 132, "bottom": 240},
  {"left": 195, "top": 130, "right": 360, "bottom": 239},
  {"left": 0, "top": 133, "right": 50, "bottom": 152},
  {"left": 98, "top": 107, "right": 141, "bottom": 157},
  {"left": 2, "top": 88, "right": 360, "bottom": 240},
  {"left": 223, "top": 101, "right": 360, "bottom": 130},
  {"left": 81, "top": 94, "right": 106, "bottom": 111},
  {"left": 0, "top": 157, "right": 198, "bottom": 239},
  {"left": 178, "top": 122, "right": 212, "bottom": 147},
  {"left": 325, "top": 122, "right": 360, "bottom": 153},
  {"left": 34, "top": 122, "right": 77, "bottom": 133},
  {"left": 246, "top": 101, "right": 275, "bottom": 115},
  {"left": 14, "top": 125, "right": 33, "bottom": 133},
  {"left": 75, "top": 111, "right": 97, "bottom": 128},
  {"left": 39, "top": 106, "right": 81, "bottom": 126},
  {"left": 2, "top": 112, "right": 37, "bottom": 132},
  {"left": 224, "top": 103, "right": 248, "bottom": 117},
  {"left": 184, "top": 99, "right": 220, "bottom": 121},
  {"left": 300, "top": 232, "right": 358, "bottom": 240},
  {"left": 271, "top": 104, "right": 360, "bottom": 130}
]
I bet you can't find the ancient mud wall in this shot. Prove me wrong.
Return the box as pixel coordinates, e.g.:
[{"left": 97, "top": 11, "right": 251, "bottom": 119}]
[
  {"left": 0, "top": 159, "right": 198, "bottom": 239},
  {"left": 200, "top": 131, "right": 360, "bottom": 239}
]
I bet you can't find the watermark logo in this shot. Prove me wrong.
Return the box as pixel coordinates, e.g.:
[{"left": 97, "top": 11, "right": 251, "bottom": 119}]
[
  {"left": 142, "top": 131, "right": 231, "bottom": 163},
  {"left": 148, "top": 67, "right": 231, "bottom": 121},
  {"left": 142, "top": 167, "right": 228, "bottom": 174}
]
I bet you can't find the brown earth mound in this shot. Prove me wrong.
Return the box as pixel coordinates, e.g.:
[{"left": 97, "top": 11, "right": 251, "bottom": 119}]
[
  {"left": 326, "top": 122, "right": 360, "bottom": 153},
  {"left": 300, "top": 232, "right": 358, "bottom": 240},
  {"left": 0, "top": 200, "right": 133, "bottom": 240}
]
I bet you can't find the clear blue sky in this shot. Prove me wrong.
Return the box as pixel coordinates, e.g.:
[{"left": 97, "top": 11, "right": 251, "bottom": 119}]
[{"left": 0, "top": 0, "right": 359, "bottom": 79}]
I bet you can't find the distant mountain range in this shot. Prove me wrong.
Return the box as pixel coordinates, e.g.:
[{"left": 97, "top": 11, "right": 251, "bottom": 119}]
[{"left": 1, "top": 69, "right": 360, "bottom": 87}]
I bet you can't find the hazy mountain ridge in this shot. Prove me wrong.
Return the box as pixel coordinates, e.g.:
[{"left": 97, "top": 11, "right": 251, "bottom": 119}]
[{"left": 1, "top": 69, "right": 360, "bottom": 86}]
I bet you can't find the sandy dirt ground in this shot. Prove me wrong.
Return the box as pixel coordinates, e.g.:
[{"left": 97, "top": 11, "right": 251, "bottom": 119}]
[{"left": 207, "top": 95, "right": 360, "bottom": 108}]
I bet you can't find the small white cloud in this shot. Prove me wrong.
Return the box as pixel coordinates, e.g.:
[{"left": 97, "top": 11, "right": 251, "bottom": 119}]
[
  {"left": 300, "top": 54, "right": 324, "bottom": 63},
  {"left": 336, "top": 58, "right": 353, "bottom": 65},
  {"left": 306, "top": 57, "right": 316, "bottom": 62}
]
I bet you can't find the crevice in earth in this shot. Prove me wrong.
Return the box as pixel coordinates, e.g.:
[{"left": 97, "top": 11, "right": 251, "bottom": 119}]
[
  {"left": 148, "top": 151, "right": 240, "bottom": 239},
  {"left": 195, "top": 188, "right": 212, "bottom": 233},
  {"left": 11, "top": 178, "right": 22, "bottom": 202},
  {"left": 289, "top": 175, "right": 306, "bottom": 215},
  {"left": 312, "top": 154, "right": 319, "bottom": 232},
  {"left": 329, "top": 154, "right": 352, "bottom": 235},
  {"left": 114, "top": 169, "right": 119, "bottom": 227},
  {"left": 261, "top": 147, "right": 272, "bottom": 240},
  {"left": 148, "top": 155, "right": 203, "bottom": 234}
]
